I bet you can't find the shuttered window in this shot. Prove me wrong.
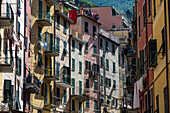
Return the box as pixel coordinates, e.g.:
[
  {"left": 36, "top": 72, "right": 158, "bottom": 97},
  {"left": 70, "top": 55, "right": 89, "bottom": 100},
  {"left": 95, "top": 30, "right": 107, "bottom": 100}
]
[
  {"left": 113, "top": 62, "right": 115, "bottom": 72},
  {"left": 57, "top": 15, "right": 60, "bottom": 29},
  {"left": 56, "top": 37, "right": 60, "bottom": 53},
  {"left": 85, "top": 42, "right": 88, "bottom": 51},
  {"left": 72, "top": 58, "right": 75, "bottom": 70},
  {"left": 85, "top": 60, "right": 88, "bottom": 70},
  {"left": 100, "top": 76, "right": 103, "bottom": 85},
  {"left": 79, "top": 43, "right": 82, "bottom": 54},
  {"left": 4, "top": 80, "right": 11, "bottom": 102},
  {"left": 39, "top": 0, "right": 42, "bottom": 19},
  {"left": 149, "top": 39, "right": 157, "bottom": 67},
  {"left": 85, "top": 21, "right": 88, "bottom": 33},
  {"left": 93, "top": 45, "right": 97, "bottom": 54},
  {"left": 63, "top": 20, "right": 67, "bottom": 34},
  {"left": 72, "top": 78, "right": 75, "bottom": 95},
  {"left": 86, "top": 100, "right": 89, "bottom": 108},
  {"left": 106, "top": 59, "right": 109, "bottom": 70},
  {"left": 72, "top": 40, "right": 75, "bottom": 50},
  {"left": 46, "top": 6, "right": 50, "bottom": 20},
  {"left": 63, "top": 90, "right": 67, "bottom": 104},
  {"left": 94, "top": 100, "right": 98, "bottom": 110},
  {"left": 79, "top": 81, "right": 82, "bottom": 95},
  {"left": 100, "top": 57, "right": 104, "bottom": 66},
  {"left": 79, "top": 61, "right": 82, "bottom": 73},
  {"left": 72, "top": 100, "right": 75, "bottom": 111},
  {"left": 94, "top": 81, "right": 98, "bottom": 91},
  {"left": 56, "top": 62, "right": 60, "bottom": 76},
  {"left": 86, "top": 79, "right": 89, "bottom": 88}
]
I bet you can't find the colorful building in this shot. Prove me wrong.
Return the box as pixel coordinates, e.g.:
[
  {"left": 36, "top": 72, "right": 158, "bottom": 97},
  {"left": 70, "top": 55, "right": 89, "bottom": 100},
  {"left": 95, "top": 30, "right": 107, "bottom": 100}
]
[{"left": 99, "top": 28, "right": 120, "bottom": 113}]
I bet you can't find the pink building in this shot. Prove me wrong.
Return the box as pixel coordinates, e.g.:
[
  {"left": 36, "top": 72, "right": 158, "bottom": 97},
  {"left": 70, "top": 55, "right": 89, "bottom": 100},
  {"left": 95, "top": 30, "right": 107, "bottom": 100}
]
[{"left": 71, "top": 8, "right": 101, "bottom": 112}]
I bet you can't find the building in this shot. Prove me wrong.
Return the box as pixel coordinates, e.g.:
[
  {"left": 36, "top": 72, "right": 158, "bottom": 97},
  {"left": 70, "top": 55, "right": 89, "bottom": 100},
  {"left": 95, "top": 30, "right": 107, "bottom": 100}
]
[
  {"left": 152, "top": 0, "right": 170, "bottom": 112},
  {"left": 0, "top": 0, "right": 25, "bottom": 112},
  {"left": 99, "top": 28, "right": 120, "bottom": 113},
  {"left": 30, "top": 0, "right": 59, "bottom": 112}
]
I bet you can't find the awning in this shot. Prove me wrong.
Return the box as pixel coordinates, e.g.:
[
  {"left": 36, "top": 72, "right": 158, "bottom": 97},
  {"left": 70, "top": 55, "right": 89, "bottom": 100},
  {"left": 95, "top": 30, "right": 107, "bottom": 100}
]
[{"left": 64, "top": 2, "right": 79, "bottom": 10}]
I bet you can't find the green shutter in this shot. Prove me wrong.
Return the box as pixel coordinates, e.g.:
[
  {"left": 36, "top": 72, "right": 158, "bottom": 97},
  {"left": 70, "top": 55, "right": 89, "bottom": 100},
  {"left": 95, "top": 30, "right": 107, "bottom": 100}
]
[
  {"left": 85, "top": 60, "right": 88, "bottom": 70},
  {"left": 72, "top": 78, "right": 75, "bottom": 95},
  {"left": 113, "top": 62, "right": 115, "bottom": 72},
  {"left": 79, "top": 43, "right": 82, "bottom": 53},
  {"left": 72, "top": 58, "right": 75, "bottom": 70},
  {"left": 56, "top": 62, "right": 60, "bottom": 76},
  {"left": 149, "top": 39, "right": 157, "bottom": 67},
  {"left": 25, "top": 37, "right": 27, "bottom": 50},
  {"left": 79, "top": 62, "right": 82, "bottom": 73},
  {"left": 85, "top": 42, "right": 88, "bottom": 51},
  {"left": 94, "top": 81, "right": 98, "bottom": 91},
  {"left": 94, "top": 100, "right": 98, "bottom": 110},
  {"left": 45, "top": 84, "right": 47, "bottom": 104},
  {"left": 86, "top": 101, "right": 89, "bottom": 108},
  {"left": 79, "top": 81, "right": 82, "bottom": 95},
  {"left": 39, "top": 0, "right": 42, "bottom": 19},
  {"left": 72, "top": 40, "right": 75, "bottom": 50},
  {"left": 50, "top": 85, "right": 52, "bottom": 104},
  {"left": 56, "top": 37, "right": 60, "bottom": 53},
  {"left": 47, "top": 6, "right": 50, "bottom": 20},
  {"left": 86, "top": 79, "right": 89, "bottom": 88},
  {"left": 6, "top": 3, "right": 9, "bottom": 17},
  {"left": 106, "top": 59, "right": 109, "bottom": 69},
  {"left": 4, "top": 80, "right": 11, "bottom": 102},
  {"left": 93, "top": 45, "right": 97, "bottom": 54},
  {"left": 26, "top": 12, "right": 27, "bottom": 25},
  {"left": 100, "top": 76, "right": 103, "bottom": 85},
  {"left": 64, "top": 90, "right": 67, "bottom": 104},
  {"left": 50, "top": 33, "right": 53, "bottom": 51}
]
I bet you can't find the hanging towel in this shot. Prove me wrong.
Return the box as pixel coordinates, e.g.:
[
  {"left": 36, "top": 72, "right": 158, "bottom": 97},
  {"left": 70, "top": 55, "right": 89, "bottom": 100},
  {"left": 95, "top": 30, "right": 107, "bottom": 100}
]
[
  {"left": 138, "top": 76, "right": 144, "bottom": 92},
  {"left": 133, "top": 81, "right": 140, "bottom": 109}
]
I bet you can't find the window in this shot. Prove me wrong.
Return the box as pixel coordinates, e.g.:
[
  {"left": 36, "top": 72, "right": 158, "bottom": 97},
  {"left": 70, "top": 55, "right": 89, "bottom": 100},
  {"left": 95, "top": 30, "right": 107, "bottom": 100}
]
[
  {"left": 93, "top": 25, "right": 97, "bottom": 36},
  {"left": 94, "top": 100, "right": 98, "bottom": 110},
  {"left": 79, "top": 43, "right": 82, "bottom": 54},
  {"left": 112, "top": 98, "right": 117, "bottom": 107},
  {"left": 50, "top": 85, "right": 52, "bottom": 104},
  {"left": 38, "top": 27, "right": 42, "bottom": 41},
  {"left": 56, "top": 37, "right": 60, "bottom": 53},
  {"left": 29, "top": 19, "right": 31, "bottom": 31},
  {"left": 107, "top": 97, "right": 110, "bottom": 105},
  {"left": 100, "top": 38, "right": 103, "bottom": 48},
  {"left": 72, "top": 78, "right": 75, "bottom": 95},
  {"left": 109, "top": 79, "right": 111, "bottom": 87},
  {"left": 16, "top": 56, "right": 21, "bottom": 76},
  {"left": 112, "top": 8, "right": 116, "bottom": 16},
  {"left": 156, "top": 95, "right": 159, "bottom": 113},
  {"left": 63, "top": 20, "right": 67, "bottom": 34},
  {"left": 46, "top": 6, "right": 50, "bottom": 20},
  {"left": 143, "top": 2, "right": 146, "bottom": 27},
  {"left": 145, "top": 94, "right": 147, "bottom": 112},
  {"left": 72, "top": 40, "right": 75, "bottom": 50},
  {"left": 161, "top": 27, "right": 165, "bottom": 56},
  {"left": 86, "top": 79, "right": 89, "bottom": 88},
  {"left": 86, "top": 101, "right": 89, "bottom": 108},
  {"left": 79, "top": 102, "right": 82, "bottom": 113},
  {"left": 93, "top": 63, "right": 97, "bottom": 72},
  {"left": 26, "top": 12, "right": 27, "bottom": 25},
  {"left": 4, "top": 80, "right": 12, "bottom": 102},
  {"left": 94, "top": 81, "right": 98, "bottom": 91},
  {"left": 64, "top": 41, "right": 67, "bottom": 50},
  {"left": 72, "top": 100, "right": 75, "bottom": 111},
  {"left": 100, "top": 76, "right": 103, "bottom": 85},
  {"left": 79, "top": 81, "right": 82, "bottom": 95},
  {"left": 112, "top": 45, "right": 115, "bottom": 55},
  {"left": 93, "top": 45, "right": 97, "bottom": 54},
  {"left": 84, "top": 21, "right": 88, "bottom": 33},
  {"left": 106, "top": 59, "right": 109, "bottom": 70},
  {"left": 164, "top": 86, "right": 168, "bottom": 113},
  {"left": 79, "top": 61, "right": 82, "bottom": 73},
  {"left": 72, "top": 58, "right": 75, "bottom": 70},
  {"left": 56, "top": 87, "right": 60, "bottom": 100},
  {"left": 106, "top": 41, "right": 108, "bottom": 50},
  {"left": 153, "top": 0, "right": 156, "bottom": 18},
  {"left": 38, "top": 52, "right": 43, "bottom": 67},
  {"left": 39, "top": 0, "right": 42, "bottom": 19},
  {"left": 55, "top": 62, "right": 60, "bottom": 76},
  {"left": 113, "top": 62, "right": 115, "bottom": 72},
  {"left": 138, "top": 15, "right": 141, "bottom": 37},
  {"left": 18, "top": 0, "right": 20, "bottom": 8},
  {"left": 123, "top": 74, "right": 125, "bottom": 83},
  {"left": 63, "top": 90, "right": 67, "bottom": 104},
  {"left": 148, "top": 0, "right": 151, "bottom": 16},
  {"left": 57, "top": 15, "right": 60, "bottom": 29},
  {"left": 113, "top": 80, "right": 116, "bottom": 89},
  {"left": 30, "top": 0, "right": 31, "bottom": 6},
  {"left": 100, "top": 57, "right": 104, "bottom": 66},
  {"left": 18, "top": 22, "right": 20, "bottom": 40},
  {"left": 123, "top": 88, "right": 126, "bottom": 97},
  {"left": 25, "top": 37, "right": 28, "bottom": 50},
  {"left": 85, "top": 60, "right": 88, "bottom": 70},
  {"left": 85, "top": 42, "right": 88, "bottom": 51},
  {"left": 45, "top": 83, "right": 47, "bottom": 104},
  {"left": 140, "top": 99, "right": 142, "bottom": 113}
]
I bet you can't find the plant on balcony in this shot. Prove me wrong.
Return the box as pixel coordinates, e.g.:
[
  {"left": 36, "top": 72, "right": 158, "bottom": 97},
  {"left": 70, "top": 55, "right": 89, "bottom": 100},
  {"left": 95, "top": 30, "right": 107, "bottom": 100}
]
[{"left": 63, "top": 7, "right": 68, "bottom": 15}]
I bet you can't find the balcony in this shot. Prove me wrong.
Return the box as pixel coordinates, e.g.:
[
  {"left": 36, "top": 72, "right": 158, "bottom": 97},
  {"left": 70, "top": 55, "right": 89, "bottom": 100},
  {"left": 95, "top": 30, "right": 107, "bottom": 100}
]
[
  {"left": 45, "top": 0, "right": 58, "bottom": 5},
  {"left": 0, "top": 3, "right": 14, "bottom": 27},
  {"left": 44, "top": 98, "right": 57, "bottom": 110},
  {"left": 56, "top": 74, "right": 73, "bottom": 88},
  {"left": 0, "top": 55, "right": 13, "bottom": 73},
  {"left": 36, "top": 11, "right": 52, "bottom": 26},
  {"left": 44, "top": 70, "right": 59, "bottom": 82},
  {"left": 25, "top": 74, "right": 40, "bottom": 94},
  {"left": 45, "top": 43, "right": 59, "bottom": 56}
]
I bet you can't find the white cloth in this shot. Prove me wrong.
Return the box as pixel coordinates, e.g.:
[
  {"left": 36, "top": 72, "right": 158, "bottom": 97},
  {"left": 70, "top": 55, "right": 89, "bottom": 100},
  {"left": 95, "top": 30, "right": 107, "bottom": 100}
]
[
  {"left": 133, "top": 81, "right": 139, "bottom": 109},
  {"left": 138, "top": 77, "right": 144, "bottom": 92}
]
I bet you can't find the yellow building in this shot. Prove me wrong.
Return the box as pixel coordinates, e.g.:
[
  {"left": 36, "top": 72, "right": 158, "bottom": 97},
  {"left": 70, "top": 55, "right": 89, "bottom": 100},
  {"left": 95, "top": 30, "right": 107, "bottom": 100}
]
[
  {"left": 152, "top": 0, "right": 170, "bottom": 112},
  {"left": 31, "top": 0, "right": 59, "bottom": 112}
]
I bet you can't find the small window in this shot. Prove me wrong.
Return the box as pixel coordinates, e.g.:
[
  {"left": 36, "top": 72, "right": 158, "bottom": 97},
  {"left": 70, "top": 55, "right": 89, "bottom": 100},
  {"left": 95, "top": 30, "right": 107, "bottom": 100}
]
[
  {"left": 100, "top": 57, "right": 104, "bottom": 67},
  {"left": 84, "top": 21, "right": 89, "bottom": 33},
  {"left": 93, "top": 25, "right": 97, "bottom": 36},
  {"left": 57, "top": 15, "right": 60, "bottom": 29},
  {"left": 64, "top": 20, "right": 67, "bottom": 34},
  {"left": 100, "top": 38, "right": 103, "bottom": 48},
  {"left": 94, "top": 81, "right": 98, "bottom": 91},
  {"left": 79, "top": 43, "right": 82, "bottom": 54},
  {"left": 93, "top": 45, "right": 97, "bottom": 54},
  {"left": 79, "top": 61, "right": 82, "bottom": 73},
  {"left": 85, "top": 79, "right": 89, "bottom": 88},
  {"left": 106, "top": 41, "right": 108, "bottom": 50},
  {"left": 72, "top": 100, "right": 75, "bottom": 111},
  {"left": 85, "top": 42, "right": 88, "bottom": 51},
  {"left": 86, "top": 100, "right": 89, "bottom": 108},
  {"left": 72, "top": 40, "right": 75, "bottom": 50},
  {"left": 72, "top": 58, "right": 75, "bottom": 70},
  {"left": 106, "top": 59, "right": 109, "bottom": 70},
  {"left": 113, "top": 62, "right": 115, "bottom": 72}
]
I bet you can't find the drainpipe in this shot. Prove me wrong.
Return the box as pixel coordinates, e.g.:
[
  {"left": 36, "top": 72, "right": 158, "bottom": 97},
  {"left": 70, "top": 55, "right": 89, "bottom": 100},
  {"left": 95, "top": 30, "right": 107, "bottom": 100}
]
[
  {"left": 23, "top": 0, "right": 26, "bottom": 112},
  {"left": 164, "top": 0, "right": 169, "bottom": 112}
]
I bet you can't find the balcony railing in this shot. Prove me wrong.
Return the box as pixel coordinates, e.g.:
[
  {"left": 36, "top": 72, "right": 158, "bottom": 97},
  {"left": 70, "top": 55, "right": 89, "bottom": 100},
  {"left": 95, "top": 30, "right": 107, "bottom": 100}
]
[
  {"left": 36, "top": 11, "right": 52, "bottom": 26},
  {"left": 0, "top": 3, "right": 14, "bottom": 27},
  {"left": 56, "top": 74, "right": 73, "bottom": 88},
  {"left": 44, "top": 69, "right": 59, "bottom": 82},
  {"left": 45, "top": 43, "right": 59, "bottom": 56},
  {"left": 25, "top": 74, "right": 40, "bottom": 94}
]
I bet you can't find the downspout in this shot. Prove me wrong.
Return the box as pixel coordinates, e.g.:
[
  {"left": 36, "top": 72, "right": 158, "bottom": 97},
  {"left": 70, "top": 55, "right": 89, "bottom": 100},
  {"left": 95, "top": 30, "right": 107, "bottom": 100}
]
[
  {"left": 164, "top": 0, "right": 169, "bottom": 112},
  {"left": 69, "top": 24, "right": 71, "bottom": 112},
  {"left": 23, "top": 0, "right": 26, "bottom": 112}
]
